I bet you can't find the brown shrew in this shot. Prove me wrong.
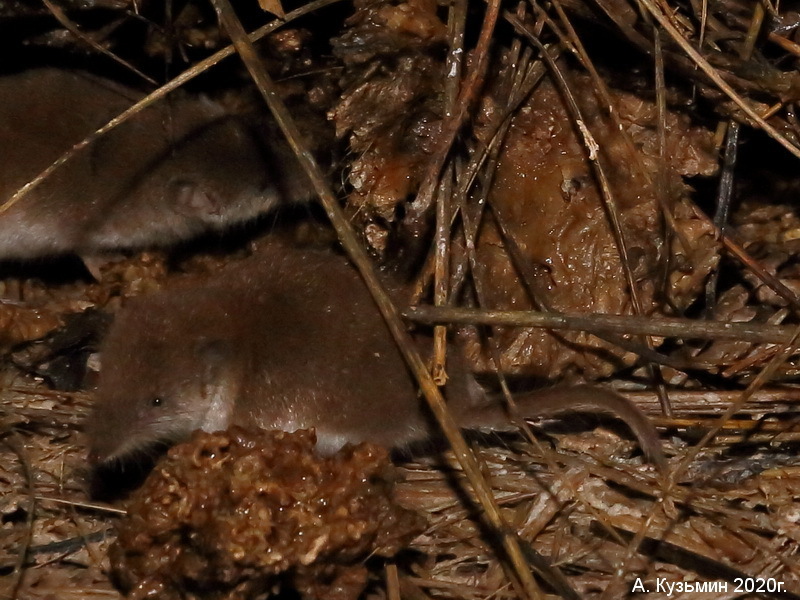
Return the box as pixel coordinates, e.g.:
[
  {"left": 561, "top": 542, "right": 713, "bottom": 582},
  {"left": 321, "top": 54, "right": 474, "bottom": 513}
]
[
  {"left": 87, "top": 242, "right": 665, "bottom": 469},
  {"left": 0, "top": 68, "right": 308, "bottom": 260}
]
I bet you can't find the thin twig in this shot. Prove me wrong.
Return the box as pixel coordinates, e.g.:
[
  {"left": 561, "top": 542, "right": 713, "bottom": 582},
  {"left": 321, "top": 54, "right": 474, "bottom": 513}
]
[
  {"left": 636, "top": 0, "right": 800, "bottom": 160},
  {"left": 40, "top": 0, "right": 156, "bottom": 85},
  {"left": 406, "top": 0, "right": 502, "bottom": 223},
  {"left": 431, "top": 0, "right": 464, "bottom": 383},
  {"left": 35, "top": 495, "right": 127, "bottom": 515},
  {"left": 207, "top": 0, "right": 542, "bottom": 597},
  {"left": 623, "top": 387, "right": 800, "bottom": 413},
  {"left": 704, "top": 121, "right": 739, "bottom": 313},
  {"left": 548, "top": 0, "right": 689, "bottom": 259},
  {"left": 706, "top": 1, "right": 762, "bottom": 314},
  {"left": 432, "top": 170, "right": 452, "bottom": 385},
  {"left": 405, "top": 305, "right": 800, "bottom": 345}
]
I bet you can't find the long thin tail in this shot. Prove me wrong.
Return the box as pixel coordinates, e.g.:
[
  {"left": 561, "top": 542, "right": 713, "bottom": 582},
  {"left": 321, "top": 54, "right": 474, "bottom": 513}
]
[{"left": 460, "top": 384, "right": 666, "bottom": 470}]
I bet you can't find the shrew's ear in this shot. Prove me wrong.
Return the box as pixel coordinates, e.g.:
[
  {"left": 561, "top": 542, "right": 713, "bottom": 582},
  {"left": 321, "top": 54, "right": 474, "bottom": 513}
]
[{"left": 196, "top": 339, "right": 238, "bottom": 433}]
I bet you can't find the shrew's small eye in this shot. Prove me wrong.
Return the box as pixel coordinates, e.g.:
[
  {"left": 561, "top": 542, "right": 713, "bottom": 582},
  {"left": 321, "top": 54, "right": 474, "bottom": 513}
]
[{"left": 151, "top": 397, "right": 164, "bottom": 407}]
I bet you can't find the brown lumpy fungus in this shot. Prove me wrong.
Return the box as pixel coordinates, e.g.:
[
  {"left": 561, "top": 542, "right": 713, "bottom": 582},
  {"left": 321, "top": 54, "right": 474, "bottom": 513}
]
[{"left": 110, "top": 427, "right": 425, "bottom": 600}]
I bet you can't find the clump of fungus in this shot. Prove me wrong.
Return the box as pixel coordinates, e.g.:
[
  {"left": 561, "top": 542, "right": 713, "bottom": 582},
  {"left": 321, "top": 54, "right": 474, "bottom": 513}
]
[{"left": 110, "top": 427, "right": 424, "bottom": 600}]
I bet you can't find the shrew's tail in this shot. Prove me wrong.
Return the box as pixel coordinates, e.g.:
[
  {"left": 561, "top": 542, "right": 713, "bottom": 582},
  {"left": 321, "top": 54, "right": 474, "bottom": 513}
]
[{"left": 459, "top": 384, "right": 666, "bottom": 470}]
